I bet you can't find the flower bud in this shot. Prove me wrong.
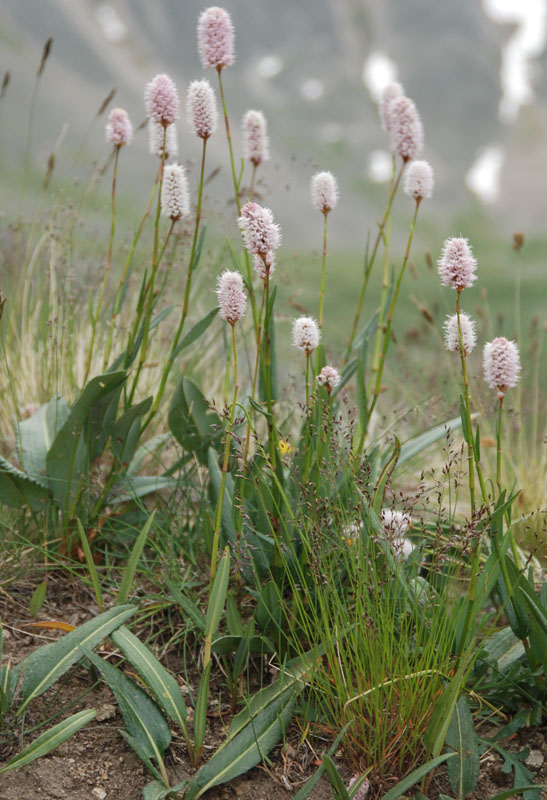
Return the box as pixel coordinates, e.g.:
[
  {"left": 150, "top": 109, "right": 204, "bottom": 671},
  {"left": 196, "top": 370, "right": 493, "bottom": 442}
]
[
  {"left": 388, "top": 95, "right": 423, "bottom": 161},
  {"left": 311, "top": 171, "right": 339, "bottom": 214},
  {"left": 379, "top": 81, "right": 404, "bottom": 134},
  {"left": 243, "top": 110, "right": 269, "bottom": 167}
]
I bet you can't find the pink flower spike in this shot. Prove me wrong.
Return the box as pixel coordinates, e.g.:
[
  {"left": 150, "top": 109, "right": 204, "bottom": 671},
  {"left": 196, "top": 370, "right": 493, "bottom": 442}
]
[
  {"left": 404, "top": 160, "right": 434, "bottom": 201},
  {"left": 483, "top": 337, "right": 521, "bottom": 398},
  {"left": 379, "top": 81, "right": 404, "bottom": 134},
  {"left": 148, "top": 119, "right": 178, "bottom": 159},
  {"left": 238, "top": 202, "right": 281, "bottom": 257},
  {"left": 105, "top": 107, "right": 133, "bottom": 147},
  {"left": 292, "top": 317, "right": 320, "bottom": 355},
  {"left": 187, "top": 79, "right": 218, "bottom": 140},
  {"left": 438, "top": 237, "right": 478, "bottom": 291},
  {"left": 216, "top": 270, "right": 247, "bottom": 325},
  {"left": 145, "top": 73, "right": 179, "bottom": 127},
  {"left": 198, "top": 7, "right": 235, "bottom": 71},
  {"left": 389, "top": 95, "right": 424, "bottom": 162},
  {"left": 161, "top": 164, "right": 190, "bottom": 221},
  {"left": 243, "top": 110, "right": 269, "bottom": 167},
  {"left": 311, "top": 171, "right": 339, "bottom": 214},
  {"left": 316, "top": 365, "right": 340, "bottom": 394},
  {"left": 443, "top": 313, "right": 476, "bottom": 355},
  {"left": 254, "top": 251, "right": 275, "bottom": 281}
]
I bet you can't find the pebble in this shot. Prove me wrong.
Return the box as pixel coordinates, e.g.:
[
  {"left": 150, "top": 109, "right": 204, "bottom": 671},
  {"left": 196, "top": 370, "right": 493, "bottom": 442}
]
[
  {"left": 96, "top": 703, "right": 117, "bottom": 722},
  {"left": 524, "top": 749, "right": 544, "bottom": 770},
  {"left": 92, "top": 788, "right": 106, "bottom": 800}
]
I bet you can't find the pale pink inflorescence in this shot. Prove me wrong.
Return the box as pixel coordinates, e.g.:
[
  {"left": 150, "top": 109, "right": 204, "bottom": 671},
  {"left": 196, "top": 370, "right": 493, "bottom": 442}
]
[
  {"left": 145, "top": 74, "right": 179, "bottom": 127},
  {"left": 186, "top": 79, "right": 218, "bottom": 140},
  {"left": 242, "top": 110, "right": 269, "bottom": 167},
  {"left": 380, "top": 509, "right": 414, "bottom": 559},
  {"left": 238, "top": 202, "right": 281, "bottom": 257},
  {"left": 379, "top": 81, "right": 404, "bottom": 134},
  {"left": 316, "top": 365, "right": 340, "bottom": 394},
  {"left": 105, "top": 107, "right": 133, "bottom": 147},
  {"left": 292, "top": 317, "right": 320, "bottom": 356},
  {"left": 148, "top": 119, "right": 178, "bottom": 158},
  {"left": 483, "top": 337, "right": 521, "bottom": 398},
  {"left": 311, "top": 171, "right": 339, "bottom": 215},
  {"left": 388, "top": 95, "right": 424, "bottom": 161},
  {"left": 254, "top": 252, "right": 275, "bottom": 281},
  {"left": 216, "top": 270, "right": 247, "bottom": 325},
  {"left": 444, "top": 312, "right": 477, "bottom": 355},
  {"left": 347, "top": 776, "right": 371, "bottom": 800},
  {"left": 404, "top": 160, "right": 434, "bottom": 201},
  {"left": 161, "top": 164, "right": 190, "bottom": 221},
  {"left": 438, "top": 237, "right": 478, "bottom": 291},
  {"left": 197, "top": 6, "right": 235, "bottom": 71}
]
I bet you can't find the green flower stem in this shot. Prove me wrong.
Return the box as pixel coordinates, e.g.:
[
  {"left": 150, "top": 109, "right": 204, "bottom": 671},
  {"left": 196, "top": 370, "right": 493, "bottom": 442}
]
[
  {"left": 210, "top": 323, "right": 239, "bottom": 585},
  {"left": 496, "top": 396, "right": 503, "bottom": 496},
  {"left": 145, "top": 137, "right": 208, "bottom": 426},
  {"left": 344, "top": 159, "right": 404, "bottom": 363},
  {"left": 83, "top": 145, "right": 120, "bottom": 385},
  {"left": 248, "top": 162, "right": 257, "bottom": 201},
  {"left": 318, "top": 212, "right": 328, "bottom": 329},
  {"left": 263, "top": 272, "right": 278, "bottom": 468},
  {"left": 456, "top": 290, "right": 476, "bottom": 514}
]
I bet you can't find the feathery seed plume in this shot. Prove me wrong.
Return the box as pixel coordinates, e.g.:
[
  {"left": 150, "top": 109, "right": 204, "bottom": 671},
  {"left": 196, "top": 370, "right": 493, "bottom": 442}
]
[
  {"left": 404, "top": 160, "right": 433, "bottom": 201},
  {"left": 388, "top": 95, "right": 424, "bottom": 161},
  {"left": 148, "top": 119, "right": 178, "bottom": 158},
  {"left": 105, "top": 107, "right": 133, "bottom": 147},
  {"left": 186, "top": 79, "right": 218, "bottom": 140},
  {"left": 483, "top": 337, "right": 521, "bottom": 398},
  {"left": 438, "top": 237, "right": 477, "bottom": 291},
  {"left": 161, "top": 164, "right": 190, "bottom": 221},
  {"left": 311, "top": 171, "right": 339, "bottom": 214},
  {"left": 216, "top": 270, "right": 247, "bottom": 325},
  {"left": 243, "top": 110, "right": 269, "bottom": 166},
  {"left": 316, "top": 365, "right": 340, "bottom": 394},
  {"left": 145, "top": 73, "right": 179, "bottom": 127},
  {"left": 238, "top": 201, "right": 281, "bottom": 256},
  {"left": 379, "top": 81, "right": 404, "bottom": 134},
  {"left": 197, "top": 7, "right": 235, "bottom": 71},
  {"left": 444, "top": 312, "right": 477, "bottom": 355},
  {"left": 292, "top": 317, "right": 320, "bottom": 355},
  {"left": 254, "top": 252, "right": 275, "bottom": 281}
]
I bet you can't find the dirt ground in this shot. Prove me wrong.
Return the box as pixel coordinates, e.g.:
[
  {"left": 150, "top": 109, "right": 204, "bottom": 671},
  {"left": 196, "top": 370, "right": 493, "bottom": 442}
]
[{"left": 0, "top": 578, "right": 545, "bottom": 800}]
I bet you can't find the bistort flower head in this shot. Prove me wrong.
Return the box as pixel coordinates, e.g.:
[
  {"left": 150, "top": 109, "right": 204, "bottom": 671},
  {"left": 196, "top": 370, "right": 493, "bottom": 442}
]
[
  {"left": 380, "top": 509, "right": 414, "bottom": 560},
  {"left": 483, "top": 337, "right": 521, "bottom": 398},
  {"left": 186, "top": 79, "right": 218, "bottom": 140},
  {"left": 216, "top": 270, "right": 247, "bottom": 325},
  {"left": 311, "top": 171, "right": 339, "bottom": 214},
  {"left": 404, "top": 160, "right": 434, "bottom": 201},
  {"left": 444, "top": 312, "right": 477, "bottom": 355},
  {"left": 292, "top": 316, "right": 320, "bottom": 355},
  {"left": 316, "top": 365, "right": 340, "bottom": 394},
  {"left": 388, "top": 95, "right": 424, "bottom": 161},
  {"left": 379, "top": 81, "right": 404, "bottom": 134},
  {"left": 243, "top": 110, "right": 269, "bottom": 166},
  {"left": 148, "top": 119, "right": 178, "bottom": 159},
  {"left": 238, "top": 202, "right": 281, "bottom": 256},
  {"left": 438, "top": 237, "right": 478, "bottom": 291},
  {"left": 145, "top": 73, "right": 179, "bottom": 127},
  {"left": 347, "top": 776, "right": 371, "bottom": 800},
  {"left": 254, "top": 252, "right": 275, "bottom": 281},
  {"left": 105, "top": 107, "right": 133, "bottom": 147},
  {"left": 161, "top": 164, "right": 190, "bottom": 221},
  {"left": 197, "top": 6, "right": 235, "bottom": 71}
]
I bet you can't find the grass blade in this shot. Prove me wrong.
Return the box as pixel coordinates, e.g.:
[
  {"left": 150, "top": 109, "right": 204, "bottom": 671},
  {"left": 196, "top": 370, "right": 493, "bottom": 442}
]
[{"left": 117, "top": 511, "right": 156, "bottom": 604}]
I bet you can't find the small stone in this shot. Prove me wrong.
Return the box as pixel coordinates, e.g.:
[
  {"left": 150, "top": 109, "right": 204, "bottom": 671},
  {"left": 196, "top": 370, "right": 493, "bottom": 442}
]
[
  {"left": 96, "top": 703, "right": 116, "bottom": 722},
  {"left": 92, "top": 789, "right": 106, "bottom": 800},
  {"left": 2, "top": 628, "right": 11, "bottom": 640},
  {"left": 524, "top": 749, "right": 544, "bottom": 770}
]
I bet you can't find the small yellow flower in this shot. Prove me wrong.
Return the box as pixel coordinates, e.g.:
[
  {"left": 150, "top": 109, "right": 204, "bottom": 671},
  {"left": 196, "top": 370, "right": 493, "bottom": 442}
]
[{"left": 278, "top": 439, "right": 293, "bottom": 456}]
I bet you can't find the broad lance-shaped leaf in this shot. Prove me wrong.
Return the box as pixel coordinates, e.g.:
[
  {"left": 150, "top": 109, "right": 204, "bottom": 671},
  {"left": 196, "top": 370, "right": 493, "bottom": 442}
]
[
  {"left": 0, "top": 709, "right": 97, "bottom": 774},
  {"left": 0, "top": 454, "right": 50, "bottom": 513},
  {"left": 207, "top": 448, "right": 237, "bottom": 543},
  {"left": 111, "top": 396, "right": 153, "bottom": 468},
  {"left": 109, "top": 475, "right": 180, "bottom": 504},
  {"left": 16, "top": 604, "right": 136, "bottom": 714},
  {"left": 16, "top": 396, "right": 70, "bottom": 487},
  {"left": 169, "top": 377, "right": 222, "bottom": 464},
  {"left": 445, "top": 695, "right": 479, "bottom": 798}
]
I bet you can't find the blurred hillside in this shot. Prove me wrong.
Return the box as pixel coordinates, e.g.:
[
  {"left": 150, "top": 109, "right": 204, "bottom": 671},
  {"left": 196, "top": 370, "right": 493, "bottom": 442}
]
[{"left": 1, "top": 0, "right": 547, "bottom": 248}]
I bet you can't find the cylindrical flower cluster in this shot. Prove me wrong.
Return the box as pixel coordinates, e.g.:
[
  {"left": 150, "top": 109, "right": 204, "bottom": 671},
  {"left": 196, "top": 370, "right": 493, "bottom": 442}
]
[
  {"left": 444, "top": 312, "right": 477, "bottom": 355},
  {"left": 438, "top": 237, "right": 478, "bottom": 291},
  {"left": 242, "top": 110, "right": 269, "bottom": 166},
  {"left": 311, "top": 171, "right": 339, "bottom": 215},
  {"left": 388, "top": 95, "right": 424, "bottom": 162},
  {"left": 238, "top": 202, "right": 281, "bottom": 257},
  {"left": 483, "top": 337, "right": 521, "bottom": 398},
  {"left": 197, "top": 6, "right": 235, "bottom": 71},
  {"left": 145, "top": 74, "right": 179, "bottom": 127},
  {"left": 105, "top": 107, "right": 133, "bottom": 147},
  {"left": 148, "top": 119, "right": 178, "bottom": 159},
  {"left": 379, "top": 82, "right": 404, "bottom": 134},
  {"left": 316, "top": 365, "right": 340, "bottom": 394},
  {"left": 380, "top": 509, "right": 414, "bottom": 559},
  {"left": 404, "top": 160, "right": 433, "bottom": 201},
  {"left": 186, "top": 79, "right": 218, "bottom": 140},
  {"left": 161, "top": 164, "right": 190, "bottom": 221},
  {"left": 254, "top": 252, "right": 275, "bottom": 281},
  {"left": 216, "top": 270, "right": 247, "bottom": 325},
  {"left": 292, "top": 316, "right": 320, "bottom": 355}
]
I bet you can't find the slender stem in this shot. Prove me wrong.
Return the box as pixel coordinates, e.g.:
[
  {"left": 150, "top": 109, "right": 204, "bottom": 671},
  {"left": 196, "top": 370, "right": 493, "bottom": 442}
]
[
  {"left": 83, "top": 146, "right": 120, "bottom": 384},
  {"left": 318, "top": 211, "right": 328, "bottom": 330},
  {"left": 496, "top": 395, "right": 503, "bottom": 496},
  {"left": 456, "top": 290, "right": 476, "bottom": 514},
  {"left": 344, "top": 160, "right": 405, "bottom": 363},
  {"left": 242, "top": 280, "right": 267, "bottom": 467},
  {"left": 249, "top": 162, "right": 257, "bottom": 201}
]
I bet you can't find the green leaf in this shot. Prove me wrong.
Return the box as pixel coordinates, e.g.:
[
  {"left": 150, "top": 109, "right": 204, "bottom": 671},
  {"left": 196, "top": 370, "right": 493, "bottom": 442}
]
[
  {"left": 77, "top": 520, "right": 104, "bottom": 612},
  {"left": 169, "top": 377, "right": 222, "bottom": 464},
  {"left": 292, "top": 722, "right": 353, "bottom": 800},
  {"left": 171, "top": 307, "right": 219, "bottom": 360},
  {"left": 489, "top": 787, "right": 546, "bottom": 800},
  {"left": 111, "top": 397, "right": 153, "bottom": 468},
  {"left": 110, "top": 476, "right": 179, "bottom": 504},
  {"left": 143, "top": 780, "right": 174, "bottom": 800},
  {"left": 445, "top": 695, "right": 479, "bottom": 798},
  {"left": 322, "top": 754, "right": 350, "bottom": 800},
  {"left": 478, "top": 738, "right": 542, "bottom": 800},
  {"left": 207, "top": 448, "right": 237, "bottom": 544},
  {"left": 194, "top": 662, "right": 211, "bottom": 764},
  {"left": 459, "top": 395, "right": 470, "bottom": 443},
  {"left": 211, "top": 635, "right": 274, "bottom": 656},
  {"left": 165, "top": 578, "right": 206, "bottom": 633},
  {"left": 16, "top": 396, "right": 70, "bottom": 487},
  {"left": 204, "top": 548, "right": 231, "bottom": 644},
  {"left": 127, "top": 433, "right": 171, "bottom": 476},
  {"left": 117, "top": 511, "right": 156, "bottom": 604},
  {"left": 0, "top": 454, "right": 50, "bottom": 513},
  {"left": 84, "top": 647, "right": 171, "bottom": 766},
  {"left": 395, "top": 415, "right": 464, "bottom": 472},
  {"left": 379, "top": 754, "right": 457, "bottom": 800},
  {"left": 0, "top": 709, "right": 97, "bottom": 774},
  {"left": 29, "top": 581, "right": 47, "bottom": 619},
  {"left": 16, "top": 604, "right": 136, "bottom": 714}
]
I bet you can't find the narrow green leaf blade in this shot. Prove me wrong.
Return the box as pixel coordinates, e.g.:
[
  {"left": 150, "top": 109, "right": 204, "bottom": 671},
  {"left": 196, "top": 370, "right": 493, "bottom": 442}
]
[{"left": 117, "top": 511, "right": 156, "bottom": 604}]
